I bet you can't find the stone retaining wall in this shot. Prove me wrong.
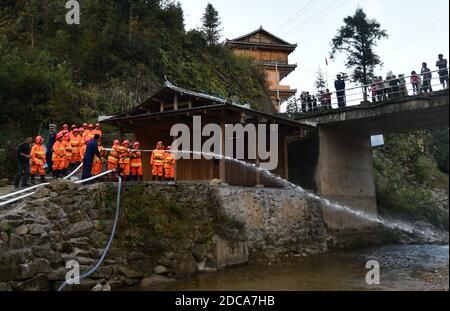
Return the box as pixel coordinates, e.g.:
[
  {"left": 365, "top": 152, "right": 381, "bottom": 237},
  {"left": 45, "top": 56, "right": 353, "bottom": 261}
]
[{"left": 0, "top": 181, "right": 329, "bottom": 291}]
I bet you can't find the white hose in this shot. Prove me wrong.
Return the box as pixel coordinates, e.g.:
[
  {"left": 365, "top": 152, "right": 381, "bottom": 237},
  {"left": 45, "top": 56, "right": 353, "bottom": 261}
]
[
  {"left": 58, "top": 175, "right": 122, "bottom": 291},
  {"left": 0, "top": 183, "right": 50, "bottom": 201},
  {"left": 0, "top": 192, "right": 37, "bottom": 207},
  {"left": 64, "top": 163, "right": 84, "bottom": 180},
  {"left": 74, "top": 170, "right": 113, "bottom": 184},
  {"left": 0, "top": 163, "right": 84, "bottom": 202}
]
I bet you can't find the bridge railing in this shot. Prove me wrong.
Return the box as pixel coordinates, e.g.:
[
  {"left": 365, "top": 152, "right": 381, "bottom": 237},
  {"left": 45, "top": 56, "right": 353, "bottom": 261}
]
[{"left": 291, "top": 68, "right": 449, "bottom": 115}]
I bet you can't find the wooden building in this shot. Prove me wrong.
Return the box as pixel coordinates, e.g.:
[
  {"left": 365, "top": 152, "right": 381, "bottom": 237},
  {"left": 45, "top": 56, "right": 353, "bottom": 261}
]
[
  {"left": 102, "top": 81, "right": 312, "bottom": 187},
  {"left": 225, "top": 27, "right": 298, "bottom": 112}
]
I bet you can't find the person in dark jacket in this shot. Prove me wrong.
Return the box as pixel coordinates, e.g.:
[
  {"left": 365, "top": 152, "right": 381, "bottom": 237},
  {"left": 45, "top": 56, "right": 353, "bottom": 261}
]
[
  {"left": 46, "top": 124, "right": 57, "bottom": 177},
  {"left": 14, "top": 137, "right": 33, "bottom": 189},
  {"left": 334, "top": 74, "right": 346, "bottom": 108},
  {"left": 82, "top": 134, "right": 102, "bottom": 180}
]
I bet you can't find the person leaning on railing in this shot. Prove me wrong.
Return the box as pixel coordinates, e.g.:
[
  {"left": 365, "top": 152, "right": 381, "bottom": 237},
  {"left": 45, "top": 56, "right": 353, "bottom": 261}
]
[
  {"left": 421, "top": 62, "right": 433, "bottom": 93},
  {"left": 334, "top": 74, "right": 346, "bottom": 108},
  {"left": 436, "top": 54, "right": 449, "bottom": 90}
]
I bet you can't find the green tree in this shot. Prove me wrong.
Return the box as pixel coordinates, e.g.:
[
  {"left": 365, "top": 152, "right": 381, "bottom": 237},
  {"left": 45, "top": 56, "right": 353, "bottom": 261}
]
[
  {"left": 314, "top": 68, "right": 327, "bottom": 93},
  {"left": 286, "top": 97, "right": 301, "bottom": 118},
  {"left": 201, "top": 3, "right": 222, "bottom": 46},
  {"left": 330, "top": 8, "right": 388, "bottom": 100}
]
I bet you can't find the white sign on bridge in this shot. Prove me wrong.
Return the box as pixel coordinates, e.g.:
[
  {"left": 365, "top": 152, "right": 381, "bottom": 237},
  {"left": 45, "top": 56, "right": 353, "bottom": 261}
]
[{"left": 371, "top": 135, "right": 385, "bottom": 147}]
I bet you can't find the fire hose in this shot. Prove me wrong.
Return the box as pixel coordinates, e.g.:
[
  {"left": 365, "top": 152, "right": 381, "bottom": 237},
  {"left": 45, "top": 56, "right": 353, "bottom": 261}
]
[{"left": 58, "top": 171, "right": 122, "bottom": 291}]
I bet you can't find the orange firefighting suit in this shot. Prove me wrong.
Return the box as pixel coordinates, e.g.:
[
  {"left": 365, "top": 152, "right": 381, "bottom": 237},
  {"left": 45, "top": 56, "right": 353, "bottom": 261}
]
[
  {"left": 118, "top": 147, "right": 131, "bottom": 176},
  {"left": 107, "top": 144, "right": 121, "bottom": 171},
  {"left": 52, "top": 140, "right": 65, "bottom": 171},
  {"left": 92, "top": 145, "right": 105, "bottom": 176},
  {"left": 31, "top": 143, "right": 46, "bottom": 176},
  {"left": 83, "top": 129, "right": 94, "bottom": 142},
  {"left": 164, "top": 152, "right": 176, "bottom": 179},
  {"left": 70, "top": 134, "right": 83, "bottom": 164},
  {"left": 63, "top": 137, "right": 72, "bottom": 169},
  {"left": 151, "top": 148, "right": 165, "bottom": 177},
  {"left": 130, "top": 150, "right": 143, "bottom": 177}
]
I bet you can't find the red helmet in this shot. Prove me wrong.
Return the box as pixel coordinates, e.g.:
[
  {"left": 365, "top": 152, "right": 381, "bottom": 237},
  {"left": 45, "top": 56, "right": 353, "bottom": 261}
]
[
  {"left": 88, "top": 124, "right": 94, "bottom": 129},
  {"left": 64, "top": 133, "right": 71, "bottom": 141},
  {"left": 113, "top": 140, "right": 120, "bottom": 146},
  {"left": 73, "top": 128, "right": 79, "bottom": 133},
  {"left": 95, "top": 123, "right": 101, "bottom": 128},
  {"left": 56, "top": 133, "right": 64, "bottom": 140},
  {"left": 71, "top": 125, "right": 77, "bottom": 130},
  {"left": 35, "top": 136, "right": 43, "bottom": 144},
  {"left": 78, "top": 127, "right": 84, "bottom": 132},
  {"left": 82, "top": 123, "right": 88, "bottom": 128},
  {"left": 133, "top": 141, "right": 140, "bottom": 148},
  {"left": 122, "top": 140, "right": 130, "bottom": 146},
  {"left": 166, "top": 146, "right": 172, "bottom": 151},
  {"left": 63, "top": 124, "right": 69, "bottom": 130}
]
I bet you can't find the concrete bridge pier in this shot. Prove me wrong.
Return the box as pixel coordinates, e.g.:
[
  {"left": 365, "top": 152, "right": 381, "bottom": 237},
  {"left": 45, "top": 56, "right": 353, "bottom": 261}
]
[{"left": 315, "top": 126, "right": 378, "bottom": 231}]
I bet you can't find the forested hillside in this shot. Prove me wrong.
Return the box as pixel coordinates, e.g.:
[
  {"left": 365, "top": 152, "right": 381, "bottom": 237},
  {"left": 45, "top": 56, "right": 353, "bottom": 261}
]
[{"left": 0, "top": 0, "right": 268, "bottom": 144}]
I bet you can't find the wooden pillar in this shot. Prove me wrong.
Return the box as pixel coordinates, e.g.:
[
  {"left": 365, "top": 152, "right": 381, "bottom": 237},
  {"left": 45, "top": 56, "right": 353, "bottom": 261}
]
[
  {"left": 219, "top": 120, "right": 226, "bottom": 182},
  {"left": 188, "top": 99, "right": 193, "bottom": 109},
  {"left": 283, "top": 133, "right": 289, "bottom": 180},
  {"left": 160, "top": 102, "right": 164, "bottom": 113},
  {"left": 174, "top": 95, "right": 179, "bottom": 110}
]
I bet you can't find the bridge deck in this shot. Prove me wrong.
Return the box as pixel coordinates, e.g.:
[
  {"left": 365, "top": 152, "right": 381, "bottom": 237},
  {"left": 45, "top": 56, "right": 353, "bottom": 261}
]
[{"left": 296, "top": 91, "right": 449, "bottom": 135}]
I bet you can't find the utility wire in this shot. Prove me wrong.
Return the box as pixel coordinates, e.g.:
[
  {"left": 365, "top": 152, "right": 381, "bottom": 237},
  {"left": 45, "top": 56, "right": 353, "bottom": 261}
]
[
  {"left": 276, "top": 0, "right": 317, "bottom": 33},
  {"left": 282, "top": 0, "right": 348, "bottom": 38}
]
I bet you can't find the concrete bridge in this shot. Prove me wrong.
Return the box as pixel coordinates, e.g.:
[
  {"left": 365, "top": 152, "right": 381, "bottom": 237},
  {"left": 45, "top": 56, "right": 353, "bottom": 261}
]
[{"left": 289, "top": 91, "right": 449, "bottom": 232}]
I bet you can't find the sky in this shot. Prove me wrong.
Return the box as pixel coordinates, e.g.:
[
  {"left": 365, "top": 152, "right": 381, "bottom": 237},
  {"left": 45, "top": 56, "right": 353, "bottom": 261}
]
[{"left": 177, "top": 0, "right": 449, "bottom": 108}]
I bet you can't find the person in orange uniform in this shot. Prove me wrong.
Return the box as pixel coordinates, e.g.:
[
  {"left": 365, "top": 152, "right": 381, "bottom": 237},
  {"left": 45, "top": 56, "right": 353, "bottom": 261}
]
[
  {"left": 107, "top": 140, "right": 121, "bottom": 171},
  {"left": 79, "top": 137, "right": 88, "bottom": 160},
  {"left": 83, "top": 124, "right": 95, "bottom": 142},
  {"left": 118, "top": 140, "right": 131, "bottom": 181},
  {"left": 62, "top": 133, "right": 73, "bottom": 175},
  {"left": 93, "top": 123, "right": 103, "bottom": 138},
  {"left": 70, "top": 128, "right": 83, "bottom": 170},
  {"left": 130, "top": 141, "right": 143, "bottom": 181},
  {"left": 164, "top": 146, "right": 176, "bottom": 182},
  {"left": 92, "top": 139, "right": 105, "bottom": 176},
  {"left": 151, "top": 141, "right": 165, "bottom": 181},
  {"left": 58, "top": 124, "right": 70, "bottom": 137},
  {"left": 70, "top": 125, "right": 78, "bottom": 139},
  {"left": 78, "top": 127, "right": 85, "bottom": 142},
  {"left": 30, "top": 136, "right": 46, "bottom": 184},
  {"left": 52, "top": 133, "right": 65, "bottom": 178}
]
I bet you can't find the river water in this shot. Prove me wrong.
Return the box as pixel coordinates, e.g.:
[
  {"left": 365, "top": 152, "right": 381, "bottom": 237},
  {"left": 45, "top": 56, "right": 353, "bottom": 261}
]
[{"left": 140, "top": 244, "right": 449, "bottom": 291}]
